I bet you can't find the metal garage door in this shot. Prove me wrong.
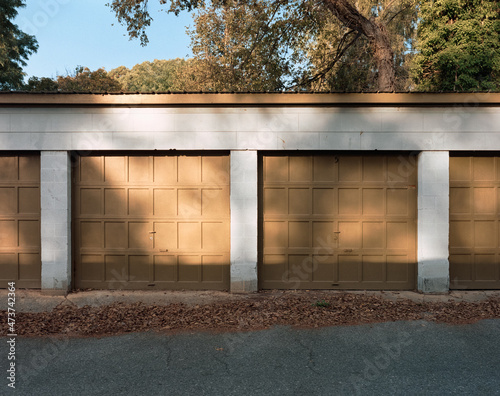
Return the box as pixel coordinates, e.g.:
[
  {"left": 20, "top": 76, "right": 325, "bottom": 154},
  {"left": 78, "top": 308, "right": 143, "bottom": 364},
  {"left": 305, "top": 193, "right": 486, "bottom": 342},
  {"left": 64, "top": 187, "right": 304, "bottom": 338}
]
[
  {"left": 74, "top": 153, "right": 230, "bottom": 290},
  {"left": 260, "top": 153, "right": 417, "bottom": 290},
  {"left": 0, "top": 154, "right": 41, "bottom": 288},
  {"left": 450, "top": 155, "right": 500, "bottom": 289}
]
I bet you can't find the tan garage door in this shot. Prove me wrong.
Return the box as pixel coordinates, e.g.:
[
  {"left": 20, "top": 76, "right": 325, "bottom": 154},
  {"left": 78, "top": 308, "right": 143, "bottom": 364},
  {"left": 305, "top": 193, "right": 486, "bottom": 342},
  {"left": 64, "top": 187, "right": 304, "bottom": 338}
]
[
  {"left": 0, "top": 154, "right": 41, "bottom": 288},
  {"left": 260, "top": 154, "right": 417, "bottom": 290},
  {"left": 450, "top": 155, "right": 500, "bottom": 289},
  {"left": 74, "top": 153, "right": 230, "bottom": 290}
]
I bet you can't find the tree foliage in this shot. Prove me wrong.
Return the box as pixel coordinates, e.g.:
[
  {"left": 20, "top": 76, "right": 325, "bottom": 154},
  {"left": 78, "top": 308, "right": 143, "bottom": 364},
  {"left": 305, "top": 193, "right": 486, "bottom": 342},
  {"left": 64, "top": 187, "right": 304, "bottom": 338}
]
[
  {"left": 109, "top": 58, "right": 189, "bottom": 91},
  {"left": 108, "top": 0, "right": 418, "bottom": 91},
  {"left": 56, "top": 66, "right": 122, "bottom": 92},
  {"left": 412, "top": 0, "right": 500, "bottom": 91},
  {"left": 0, "top": 0, "right": 38, "bottom": 90}
]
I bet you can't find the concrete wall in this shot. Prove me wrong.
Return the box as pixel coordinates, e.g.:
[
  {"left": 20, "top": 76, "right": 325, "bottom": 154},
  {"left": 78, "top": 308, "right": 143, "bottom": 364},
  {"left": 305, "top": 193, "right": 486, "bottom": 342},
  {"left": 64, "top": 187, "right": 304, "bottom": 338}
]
[
  {"left": 40, "top": 151, "right": 71, "bottom": 294},
  {"left": 1, "top": 103, "right": 499, "bottom": 293},
  {"left": 417, "top": 152, "right": 450, "bottom": 293},
  {"left": 0, "top": 107, "right": 500, "bottom": 151}
]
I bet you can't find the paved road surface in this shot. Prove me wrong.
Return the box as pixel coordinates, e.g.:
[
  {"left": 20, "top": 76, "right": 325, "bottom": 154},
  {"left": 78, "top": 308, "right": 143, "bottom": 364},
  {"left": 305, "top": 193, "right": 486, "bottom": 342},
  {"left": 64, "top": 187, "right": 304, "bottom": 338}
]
[{"left": 2, "top": 320, "right": 500, "bottom": 395}]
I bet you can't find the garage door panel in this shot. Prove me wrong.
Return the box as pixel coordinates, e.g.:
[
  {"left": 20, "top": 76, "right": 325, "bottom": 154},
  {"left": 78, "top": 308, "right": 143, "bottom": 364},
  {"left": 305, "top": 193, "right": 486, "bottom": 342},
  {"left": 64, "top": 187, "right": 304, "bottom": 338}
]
[
  {"left": 178, "top": 255, "right": 201, "bottom": 282},
  {"left": 312, "top": 255, "right": 335, "bottom": 282},
  {"left": 265, "top": 157, "right": 288, "bottom": 182},
  {"left": 129, "top": 189, "right": 150, "bottom": 216},
  {"left": 0, "top": 220, "right": 17, "bottom": 247},
  {"left": 450, "top": 187, "right": 471, "bottom": 214},
  {"left": 475, "top": 221, "right": 496, "bottom": 248},
  {"left": 338, "top": 255, "right": 360, "bottom": 282},
  {"left": 154, "top": 222, "right": 177, "bottom": 250},
  {"left": 0, "top": 188, "right": 16, "bottom": 214},
  {"left": 19, "top": 220, "right": 40, "bottom": 248},
  {"left": 264, "top": 188, "right": 287, "bottom": 215},
  {"left": 105, "top": 222, "right": 127, "bottom": 248},
  {"left": 450, "top": 221, "right": 473, "bottom": 248},
  {"left": 153, "top": 255, "right": 176, "bottom": 282},
  {"left": 0, "top": 254, "right": 18, "bottom": 280},
  {"left": 450, "top": 157, "right": 471, "bottom": 181},
  {"left": 338, "top": 156, "right": 361, "bottom": 182},
  {"left": 202, "top": 255, "right": 225, "bottom": 282},
  {"left": 81, "top": 222, "right": 102, "bottom": 248},
  {"left": 105, "top": 189, "right": 127, "bottom": 215},
  {"left": 312, "top": 222, "right": 335, "bottom": 249},
  {"left": 450, "top": 156, "right": 500, "bottom": 289},
  {"left": 363, "top": 157, "right": 385, "bottom": 182},
  {"left": 154, "top": 189, "right": 177, "bottom": 216},
  {"left": 104, "top": 255, "right": 127, "bottom": 282},
  {"left": 104, "top": 156, "right": 126, "bottom": 182},
  {"left": 178, "top": 189, "right": 201, "bottom": 217},
  {"left": 75, "top": 154, "right": 229, "bottom": 290},
  {"left": 0, "top": 157, "right": 18, "bottom": 181},
  {"left": 362, "top": 256, "right": 385, "bottom": 282},
  {"left": 338, "top": 222, "right": 360, "bottom": 249},
  {"left": 450, "top": 254, "right": 472, "bottom": 281},
  {"left": 0, "top": 155, "right": 41, "bottom": 288},
  {"left": 363, "top": 189, "right": 384, "bottom": 215},
  {"left": 261, "top": 153, "right": 416, "bottom": 290},
  {"left": 289, "top": 188, "right": 310, "bottom": 214},
  {"left": 289, "top": 157, "right": 312, "bottom": 182},
  {"left": 178, "top": 222, "right": 201, "bottom": 250},
  {"left": 313, "top": 156, "right": 335, "bottom": 181},
  {"left": 202, "top": 188, "right": 228, "bottom": 217},
  {"left": 154, "top": 157, "right": 176, "bottom": 184},
  {"left": 262, "top": 254, "right": 286, "bottom": 281},
  {"left": 80, "top": 188, "right": 101, "bottom": 215},
  {"left": 339, "top": 189, "right": 360, "bottom": 215},
  {"left": 473, "top": 157, "right": 495, "bottom": 181},
  {"left": 129, "top": 157, "right": 150, "bottom": 182},
  {"left": 129, "top": 255, "right": 149, "bottom": 282},
  {"left": 387, "top": 222, "right": 408, "bottom": 250},
  {"left": 313, "top": 188, "right": 334, "bottom": 215},
  {"left": 80, "top": 255, "right": 104, "bottom": 282},
  {"left": 473, "top": 188, "right": 496, "bottom": 214},
  {"left": 362, "top": 222, "right": 384, "bottom": 249},
  {"left": 178, "top": 156, "right": 201, "bottom": 184},
  {"left": 386, "top": 256, "right": 409, "bottom": 283},
  {"left": 475, "top": 255, "right": 498, "bottom": 281},
  {"left": 289, "top": 221, "right": 310, "bottom": 248},
  {"left": 387, "top": 189, "right": 408, "bottom": 215}
]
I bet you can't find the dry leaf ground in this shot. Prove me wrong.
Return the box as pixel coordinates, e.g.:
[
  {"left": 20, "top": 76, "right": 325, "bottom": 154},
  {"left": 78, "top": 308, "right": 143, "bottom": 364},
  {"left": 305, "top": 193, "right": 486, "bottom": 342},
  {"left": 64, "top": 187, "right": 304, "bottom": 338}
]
[{"left": 2, "top": 291, "right": 500, "bottom": 338}]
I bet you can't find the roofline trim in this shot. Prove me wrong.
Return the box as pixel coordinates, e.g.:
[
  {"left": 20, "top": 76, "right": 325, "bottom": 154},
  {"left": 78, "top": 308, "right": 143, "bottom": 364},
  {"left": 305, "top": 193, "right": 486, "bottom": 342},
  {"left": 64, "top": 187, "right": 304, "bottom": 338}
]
[{"left": 1, "top": 92, "right": 500, "bottom": 106}]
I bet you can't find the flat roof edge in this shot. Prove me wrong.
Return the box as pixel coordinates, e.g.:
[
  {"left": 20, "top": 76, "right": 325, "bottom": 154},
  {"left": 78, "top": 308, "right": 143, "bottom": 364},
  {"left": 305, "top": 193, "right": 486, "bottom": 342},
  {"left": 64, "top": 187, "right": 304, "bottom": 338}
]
[{"left": 1, "top": 92, "right": 500, "bottom": 106}]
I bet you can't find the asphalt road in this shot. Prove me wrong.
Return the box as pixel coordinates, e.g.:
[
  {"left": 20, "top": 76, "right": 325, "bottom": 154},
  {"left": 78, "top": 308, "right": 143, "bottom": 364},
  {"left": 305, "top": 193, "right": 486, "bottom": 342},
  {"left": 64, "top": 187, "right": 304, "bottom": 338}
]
[{"left": 1, "top": 320, "right": 500, "bottom": 396}]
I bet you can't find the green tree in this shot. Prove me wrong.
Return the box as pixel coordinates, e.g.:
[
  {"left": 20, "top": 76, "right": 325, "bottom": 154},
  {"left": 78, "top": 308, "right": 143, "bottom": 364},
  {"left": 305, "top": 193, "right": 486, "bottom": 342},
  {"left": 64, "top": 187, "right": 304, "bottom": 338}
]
[
  {"left": 412, "top": 0, "right": 500, "bottom": 92},
  {"left": 108, "top": 0, "right": 418, "bottom": 91},
  {"left": 0, "top": 0, "right": 38, "bottom": 90},
  {"left": 23, "top": 76, "right": 59, "bottom": 91},
  {"left": 109, "top": 58, "right": 189, "bottom": 91},
  {"left": 56, "top": 66, "right": 122, "bottom": 92}
]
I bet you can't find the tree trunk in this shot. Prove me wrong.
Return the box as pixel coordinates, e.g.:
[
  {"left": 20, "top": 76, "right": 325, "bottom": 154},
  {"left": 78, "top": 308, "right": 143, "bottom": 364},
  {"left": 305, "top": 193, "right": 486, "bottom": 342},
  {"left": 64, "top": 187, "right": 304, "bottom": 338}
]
[{"left": 321, "top": 0, "right": 395, "bottom": 92}]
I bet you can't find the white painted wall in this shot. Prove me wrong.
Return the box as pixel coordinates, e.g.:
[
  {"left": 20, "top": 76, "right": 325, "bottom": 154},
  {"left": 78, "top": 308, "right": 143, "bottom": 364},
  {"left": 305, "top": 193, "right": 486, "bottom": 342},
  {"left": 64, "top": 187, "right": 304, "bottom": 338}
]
[
  {"left": 417, "top": 151, "right": 450, "bottom": 293},
  {"left": 230, "top": 151, "right": 258, "bottom": 293},
  {"left": 1, "top": 107, "right": 500, "bottom": 151},
  {"left": 40, "top": 151, "right": 71, "bottom": 294}
]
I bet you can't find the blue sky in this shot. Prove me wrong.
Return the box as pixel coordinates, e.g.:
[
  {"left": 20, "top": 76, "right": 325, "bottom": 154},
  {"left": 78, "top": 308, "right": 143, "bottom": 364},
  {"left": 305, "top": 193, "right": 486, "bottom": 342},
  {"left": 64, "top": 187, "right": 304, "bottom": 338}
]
[{"left": 15, "top": 0, "right": 193, "bottom": 79}]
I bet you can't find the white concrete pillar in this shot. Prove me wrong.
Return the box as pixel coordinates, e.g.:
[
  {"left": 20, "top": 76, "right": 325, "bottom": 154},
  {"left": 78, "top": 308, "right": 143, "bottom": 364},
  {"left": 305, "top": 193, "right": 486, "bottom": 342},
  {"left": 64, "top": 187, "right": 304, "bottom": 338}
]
[
  {"left": 418, "top": 151, "right": 450, "bottom": 293},
  {"left": 230, "top": 150, "right": 258, "bottom": 292},
  {"left": 41, "top": 151, "right": 71, "bottom": 294}
]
